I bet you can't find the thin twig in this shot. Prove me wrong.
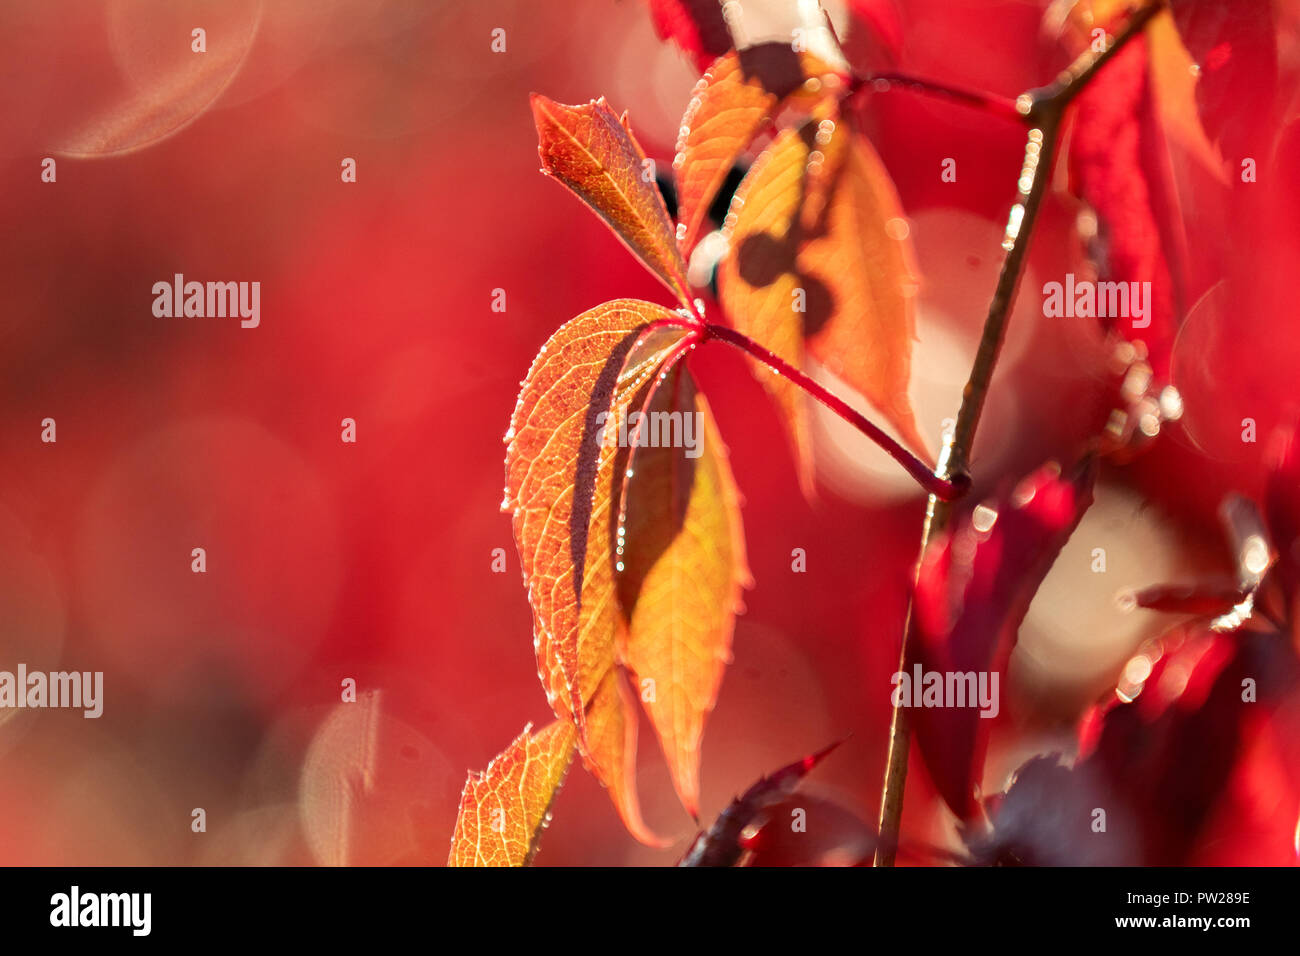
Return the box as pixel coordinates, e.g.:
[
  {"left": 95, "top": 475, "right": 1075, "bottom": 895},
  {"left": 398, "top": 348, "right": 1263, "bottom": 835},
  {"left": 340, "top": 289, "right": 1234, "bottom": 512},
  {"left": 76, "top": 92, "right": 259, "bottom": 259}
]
[
  {"left": 872, "top": 0, "right": 1165, "bottom": 867},
  {"left": 1026, "top": 0, "right": 1167, "bottom": 118}
]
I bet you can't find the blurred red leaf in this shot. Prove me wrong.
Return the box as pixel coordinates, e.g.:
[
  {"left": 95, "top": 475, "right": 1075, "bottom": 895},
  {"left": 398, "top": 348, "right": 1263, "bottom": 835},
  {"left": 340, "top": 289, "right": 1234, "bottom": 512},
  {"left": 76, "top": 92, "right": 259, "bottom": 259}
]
[
  {"left": 1076, "top": 627, "right": 1300, "bottom": 864},
  {"left": 1266, "top": 421, "right": 1300, "bottom": 610},
  {"left": 1130, "top": 490, "right": 1277, "bottom": 632},
  {"left": 911, "top": 458, "right": 1096, "bottom": 820},
  {"left": 1133, "top": 580, "right": 1248, "bottom": 617},
  {"left": 1067, "top": 34, "right": 1182, "bottom": 377},
  {"left": 844, "top": 0, "right": 903, "bottom": 68},
  {"left": 739, "top": 792, "right": 877, "bottom": 866},
  {"left": 1170, "top": 0, "right": 1278, "bottom": 160},
  {"left": 645, "top": 0, "right": 733, "bottom": 72}
]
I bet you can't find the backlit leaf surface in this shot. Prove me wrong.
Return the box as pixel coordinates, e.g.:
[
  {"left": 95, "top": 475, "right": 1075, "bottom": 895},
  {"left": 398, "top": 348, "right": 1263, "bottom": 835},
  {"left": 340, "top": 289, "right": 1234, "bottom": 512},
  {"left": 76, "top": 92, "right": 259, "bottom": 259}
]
[
  {"left": 504, "top": 300, "right": 694, "bottom": 737},
  {"left": 448, "top": 719, "right": 576, "bottom": 866},
  {"left": 673, "top": 45, "right": 841, "bottom": 253},
  {"left": 531, "top": 94, "right": 695, "bottom": 310},
  {"left": 718, "top": 116, "right": 927, "bottom": 489},
  {"left": 617, "top": 364, "right": 750, "bottom": 817}
]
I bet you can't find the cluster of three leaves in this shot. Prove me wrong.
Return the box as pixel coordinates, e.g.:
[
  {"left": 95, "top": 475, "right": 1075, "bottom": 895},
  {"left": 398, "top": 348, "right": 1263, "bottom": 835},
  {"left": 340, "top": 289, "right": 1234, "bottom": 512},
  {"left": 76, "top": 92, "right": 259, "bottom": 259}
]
[{"left": 450, "top": 92, "right": 746, "bottom": 864}]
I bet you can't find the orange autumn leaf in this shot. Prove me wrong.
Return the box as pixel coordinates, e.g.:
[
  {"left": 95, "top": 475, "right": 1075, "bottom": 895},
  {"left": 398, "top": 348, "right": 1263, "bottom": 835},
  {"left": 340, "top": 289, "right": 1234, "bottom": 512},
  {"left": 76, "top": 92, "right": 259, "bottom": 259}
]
[
  {"left": 582, "top": 666, "right": 668, "bottom": 846},
  {"left": 531, "top": 94, "right": 695, "bottom": 310},
  {"left": 447, "top": 719, "right": 576, "bottom": 866},
  {"left": 800, "top": 119, "right": 926, "bottom": 456},
  {"left": 716, "top": 125, "right": 818, "bottom": 491},
  {"left": 673, "top": 43, "right": 843, "bottom": 254},
  {"left": 504, "top": 300, "right": 696, "bottom": 740},
  {"left": 717, "top": 116, "right": 928, "bottom": 491},
  {"left": 616, "top": 364, "right": 750, "bottom": 818},
  {"left": 509, "top": 89, "right": 756, "bottom": 847}
]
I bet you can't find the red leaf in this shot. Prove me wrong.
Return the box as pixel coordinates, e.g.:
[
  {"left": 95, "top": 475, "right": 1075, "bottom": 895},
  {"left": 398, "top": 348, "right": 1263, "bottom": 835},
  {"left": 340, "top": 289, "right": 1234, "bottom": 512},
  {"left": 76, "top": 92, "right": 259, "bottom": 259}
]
[
  {"left": 740, "top": 793, "right": 877, "bottom": 867},
  {"left": 910, "top": 458, "right": 1096, "bottom": 820},
  {"left": 1077, "top": 627, "right": 1300, "bottom": 864},
  {"left": 1266, "top": 421, "right": 1300, "bottom": 606},
  {"left": 1067, "top": 34, "right": 1181, "bottom": 377},
  {"left": 1130, "top": 492, "right": 1274, "bottom": 632},
  {"left": 1133, "top": 580, "right": 1248, "bottom": 617},
  {"left": 842, "top": 0, "right": 903, "bottom": 72},
  {"left": 1170, "top": 0, "right": 1278, "bottom": 160},
  {"left": 677, "top": 739, "right": 842, "bottom": 866}
]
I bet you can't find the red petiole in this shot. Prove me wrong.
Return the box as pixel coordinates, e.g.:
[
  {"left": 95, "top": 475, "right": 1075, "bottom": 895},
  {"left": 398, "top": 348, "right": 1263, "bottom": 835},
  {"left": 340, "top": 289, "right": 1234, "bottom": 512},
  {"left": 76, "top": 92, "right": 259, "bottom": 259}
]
[{"left": 695, "top": 321, "right": 969, "bottom": 502}]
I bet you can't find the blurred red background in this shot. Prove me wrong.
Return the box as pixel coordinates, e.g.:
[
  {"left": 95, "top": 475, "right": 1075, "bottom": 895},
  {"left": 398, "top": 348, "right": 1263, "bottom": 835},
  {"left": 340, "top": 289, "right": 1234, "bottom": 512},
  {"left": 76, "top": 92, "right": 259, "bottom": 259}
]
[{"left": 0, "top": 0, "right": 1296, "bottom": 865}]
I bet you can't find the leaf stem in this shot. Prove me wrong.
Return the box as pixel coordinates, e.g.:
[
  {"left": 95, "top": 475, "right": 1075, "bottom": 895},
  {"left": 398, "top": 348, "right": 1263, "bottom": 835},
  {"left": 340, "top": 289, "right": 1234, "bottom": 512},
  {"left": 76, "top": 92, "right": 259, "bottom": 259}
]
[
  {"left": 701, "top": 322, "right": 968, "bottom": 502},
  {"left": 871, "top": 0, "right": 1165, "bottom": 867},
  {"left": 851, "top": 72, "right": 1025, "bottom": 125},
  {"left": 847, "top": 0, "right": 1166, "bottom": 128}
]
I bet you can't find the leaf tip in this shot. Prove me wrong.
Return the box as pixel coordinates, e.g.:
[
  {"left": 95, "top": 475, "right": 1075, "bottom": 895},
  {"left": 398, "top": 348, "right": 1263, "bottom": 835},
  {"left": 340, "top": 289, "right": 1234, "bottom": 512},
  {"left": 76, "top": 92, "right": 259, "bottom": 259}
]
[
  {"left": 529, "top": 92, "right": 570, "bottom": 146},
  {"left": 527, "top": 90, "right": 554, "bottom": 114},
  {"left": 804, "top": 733, "right": 849, "bottom": 771}
]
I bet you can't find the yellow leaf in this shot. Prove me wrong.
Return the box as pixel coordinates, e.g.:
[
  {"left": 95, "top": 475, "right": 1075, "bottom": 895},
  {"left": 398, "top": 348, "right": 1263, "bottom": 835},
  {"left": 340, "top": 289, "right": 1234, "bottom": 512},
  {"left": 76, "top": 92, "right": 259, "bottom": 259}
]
[
  {"left": 801, "top": 118, "right": 928, "bottom": 459},
  {"left": 718, "top": 115, "right": 928, "bottom": 491},
  {"left": 581, "top": 666, "right": 669, "bottom": 846},
  {"left": 616, "top": 365, "right": 750, "bottom": 818},
  {"left": 447, "top": 719, "right": 576, "bottom": 867}
]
